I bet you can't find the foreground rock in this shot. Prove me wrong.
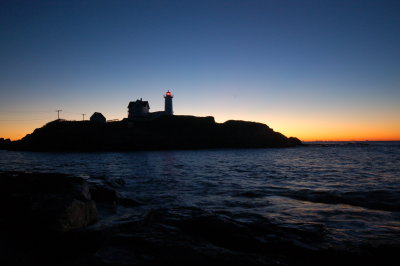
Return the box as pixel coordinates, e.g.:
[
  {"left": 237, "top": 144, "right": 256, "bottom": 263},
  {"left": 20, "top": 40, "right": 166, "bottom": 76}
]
[
  {"left": 85, "top": 208, "right": 400, "bottom": 266},
  {"left": 1, "top": 172, "right": 398, "bottom": 266},
  {"left": 0, "top": 172, "right": 97, "bottom": 232}
]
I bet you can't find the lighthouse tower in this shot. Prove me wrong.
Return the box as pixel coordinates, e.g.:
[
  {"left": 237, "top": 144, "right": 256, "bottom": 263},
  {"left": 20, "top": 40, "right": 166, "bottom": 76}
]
[{"left": 164, "top": 90, "right": 173, "bottom": 115}]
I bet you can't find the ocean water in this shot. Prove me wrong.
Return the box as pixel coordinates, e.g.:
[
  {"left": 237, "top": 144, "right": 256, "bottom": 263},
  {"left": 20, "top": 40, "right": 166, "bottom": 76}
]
[{"left": 1, "top": 142, "right": 400, "bottom": 249}]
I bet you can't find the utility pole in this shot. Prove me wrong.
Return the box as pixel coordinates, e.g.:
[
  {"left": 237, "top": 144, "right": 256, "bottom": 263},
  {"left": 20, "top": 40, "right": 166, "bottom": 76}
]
[
  {"left": 56, "top": 110, "right": 62, "bottom": 120},
  {"left": 82, "top": 114, "right": 86, "bottom": 121}
]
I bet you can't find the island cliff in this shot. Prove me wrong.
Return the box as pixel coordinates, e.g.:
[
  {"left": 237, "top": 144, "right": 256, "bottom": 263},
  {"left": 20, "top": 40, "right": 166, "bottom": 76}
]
[{"left": 3, "top": 115, "right": 301, "bottom": 151}]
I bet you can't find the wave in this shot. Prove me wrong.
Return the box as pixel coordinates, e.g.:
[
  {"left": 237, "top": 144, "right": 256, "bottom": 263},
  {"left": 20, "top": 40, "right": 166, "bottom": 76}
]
[{"left": 280, "top": 189, "right": 400, "bottom": 212}]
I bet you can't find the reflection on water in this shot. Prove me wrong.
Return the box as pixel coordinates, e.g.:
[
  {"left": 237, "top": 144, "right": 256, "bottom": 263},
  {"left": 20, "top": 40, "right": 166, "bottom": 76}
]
[{"left": 1, "top": 142, "right": 400, "bottom": 247}]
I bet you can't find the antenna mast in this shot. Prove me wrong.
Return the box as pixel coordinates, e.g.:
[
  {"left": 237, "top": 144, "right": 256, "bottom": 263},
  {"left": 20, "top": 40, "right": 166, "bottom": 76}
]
[{"left": 56, "top": 110, "right": 62, "bottom": 120}]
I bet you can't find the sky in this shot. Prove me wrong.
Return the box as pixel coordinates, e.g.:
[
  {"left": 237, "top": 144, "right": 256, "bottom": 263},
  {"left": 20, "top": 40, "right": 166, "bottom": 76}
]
[{"left": 0, "top": 0, "right": 399, "bottom": 141}]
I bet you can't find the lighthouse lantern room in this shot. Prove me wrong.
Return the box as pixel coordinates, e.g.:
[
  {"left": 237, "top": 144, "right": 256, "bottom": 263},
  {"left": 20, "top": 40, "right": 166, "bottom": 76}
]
[{"left": 164, "top": 90, "right": 173, "bottom": 115}]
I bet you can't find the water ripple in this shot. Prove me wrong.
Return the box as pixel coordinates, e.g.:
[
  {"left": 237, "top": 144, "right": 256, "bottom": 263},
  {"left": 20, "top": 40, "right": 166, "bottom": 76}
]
[{"left": 1, "top": 142, "right": 399, "bottom": 247}]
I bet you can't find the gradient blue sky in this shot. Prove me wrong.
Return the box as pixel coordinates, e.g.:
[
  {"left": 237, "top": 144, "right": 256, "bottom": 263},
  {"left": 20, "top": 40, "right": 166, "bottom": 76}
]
[{"left": 1, "top": 0, "right": 399, "bottom": 140}]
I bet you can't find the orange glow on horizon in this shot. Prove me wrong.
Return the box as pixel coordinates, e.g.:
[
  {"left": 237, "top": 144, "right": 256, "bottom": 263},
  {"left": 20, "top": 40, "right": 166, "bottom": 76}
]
[
  {"left": 1, "top": 113, "right": 399, "bottom": 142},
  {"left": 268, "top": 121, "right": 400, "bottom": 142},
  {"left": 210, "top": 112, "right": 400, "bottom": 143},
  {"left": 0, "top": 121, "right": 45, "bottom": 141},
  {"left": 1, "top": 125, "right": 399, "bottom": 142}
]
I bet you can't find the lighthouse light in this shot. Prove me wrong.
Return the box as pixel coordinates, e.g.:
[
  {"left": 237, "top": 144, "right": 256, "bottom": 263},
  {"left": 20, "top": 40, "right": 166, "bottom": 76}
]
[{"left": 164, "top": 90, "right": 173, "bottom": 115}]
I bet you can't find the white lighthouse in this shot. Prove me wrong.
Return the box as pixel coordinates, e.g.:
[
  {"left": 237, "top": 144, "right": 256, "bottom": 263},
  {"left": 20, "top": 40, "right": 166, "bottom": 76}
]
[{"left": 164, "top": 90, "right": 173, "bottom": 115}]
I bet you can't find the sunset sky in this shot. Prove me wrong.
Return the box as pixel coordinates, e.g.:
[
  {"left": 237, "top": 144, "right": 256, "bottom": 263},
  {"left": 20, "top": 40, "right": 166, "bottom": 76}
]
[{"left": 1, "top": 0, "right": 399, "bottom": 141}]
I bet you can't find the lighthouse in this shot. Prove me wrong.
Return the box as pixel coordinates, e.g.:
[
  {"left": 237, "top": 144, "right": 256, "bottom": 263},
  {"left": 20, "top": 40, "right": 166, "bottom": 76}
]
[{"left": 164, "top": 90, "right": 173, "bottom": 115}]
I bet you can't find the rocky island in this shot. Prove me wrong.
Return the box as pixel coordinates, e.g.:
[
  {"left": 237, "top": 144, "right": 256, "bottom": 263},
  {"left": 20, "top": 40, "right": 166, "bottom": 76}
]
[
  {"left": 1, "top": 91, "right": 301, "bottom": 151},
  {"left": 2, "top": 115, "right": 301, "bottom": 151}
]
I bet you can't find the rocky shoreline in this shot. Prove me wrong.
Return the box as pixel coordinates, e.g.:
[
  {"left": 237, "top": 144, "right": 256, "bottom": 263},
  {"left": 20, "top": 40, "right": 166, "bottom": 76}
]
[{"left": 0, "top": 171, "right": 398, "bottom": 266}]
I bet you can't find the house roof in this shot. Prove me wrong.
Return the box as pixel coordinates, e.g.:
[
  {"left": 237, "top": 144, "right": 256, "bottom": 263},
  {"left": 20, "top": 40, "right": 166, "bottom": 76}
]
[
  {"left": 90, "top": 112, "right": 105, "bottom": 119},
  {"left": 128, "top": 100, "right": 150, "bottom": 108}
]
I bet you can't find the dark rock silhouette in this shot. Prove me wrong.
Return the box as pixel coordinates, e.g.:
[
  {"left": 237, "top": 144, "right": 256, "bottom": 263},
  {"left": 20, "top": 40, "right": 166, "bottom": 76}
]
[
  {"left": 0, "top": 172, "right": 97, "bottom": 233},
  {"left": 0, "top": 138, "right": 11, "bottom": 150},
  {"left": 89, "top": 184, "right": 119, "bottom": 206},
  {"left": 0, "top": 171, "right": 398, "bottom": 266},
  {"left": 5, "top": 115, "right": 301, "bottom": 151}
]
